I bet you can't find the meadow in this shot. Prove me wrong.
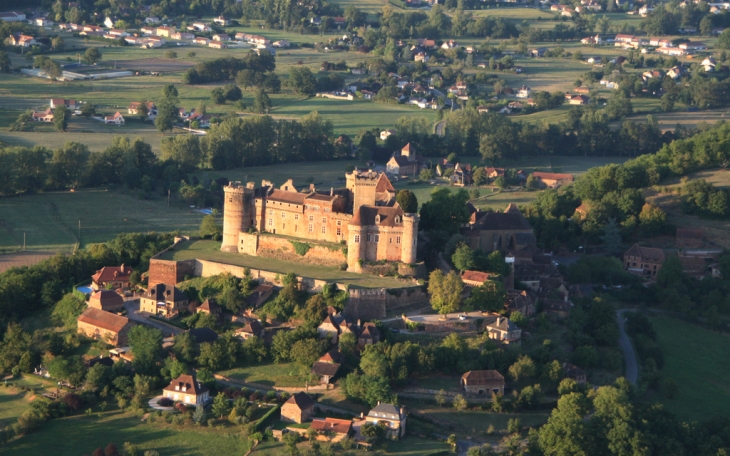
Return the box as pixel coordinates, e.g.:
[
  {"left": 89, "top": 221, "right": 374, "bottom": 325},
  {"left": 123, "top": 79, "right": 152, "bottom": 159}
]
[
  {"left": 0, "top": 189, "right": 204, "bottom": 253},
  {"left": 158, "top": 239, "right": 410, "bottom": 288},
  {"left": 651, "top": 316, "right": 730, "bottom": 420},
  {"left": 218, "top": 362, "right": 310, "bottom": 388}
]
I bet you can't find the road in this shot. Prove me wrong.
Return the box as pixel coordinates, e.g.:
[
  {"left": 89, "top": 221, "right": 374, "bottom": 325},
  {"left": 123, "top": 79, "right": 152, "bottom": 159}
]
[
  {"left": 616, "top": 309, "right": 639, "bottom": 385},
  {"left": 435, "top": 120, "right": 447, "bottom": 137},
  {"left": 123, "top": 299, "right": 183, "bottom": 336}
]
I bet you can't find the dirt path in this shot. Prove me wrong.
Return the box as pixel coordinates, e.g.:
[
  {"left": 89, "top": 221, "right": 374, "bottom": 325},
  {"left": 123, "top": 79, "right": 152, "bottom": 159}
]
[{"left": 616, "top": 309, "right": 639, "bottom": 385}]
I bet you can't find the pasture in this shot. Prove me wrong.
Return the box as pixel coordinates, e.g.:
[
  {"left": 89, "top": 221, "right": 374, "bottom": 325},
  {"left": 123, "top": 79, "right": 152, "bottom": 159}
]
[
  {"left": 0, "top": 189, "right": 204, "bottom": 253},
  {"left": 218, "top": 362, "right": 310, "bottom": 388},
  {"left": 651, "top": 316, "right": 730, "bottom": 420}
]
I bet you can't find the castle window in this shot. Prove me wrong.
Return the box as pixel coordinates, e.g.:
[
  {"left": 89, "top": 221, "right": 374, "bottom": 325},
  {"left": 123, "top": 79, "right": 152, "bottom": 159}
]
[
  {"left": 336, "top": 220, "right": 342, "bottom": 226},
  {"left": 281, "top": 212, "right": 286, "bottom": 218},
  {"left": 268, "top": 210, "right": 273, "bottom": 216},
  {"left": 354, "top": 235, "right": 360, "bottom": 243},
  {"left": 309, "top": 215, "right": 314, "bottom": 222},
  {"left": 282, "top": 223, "right": 286, "bottom": 230},
  {"left": 395, "top": 216, "right": 401, "bottom": 223},
  {"left": 322, "top": 217, "right": 327, "bottom": 224},
  {"left": 389, "top": 237, "right": 392, "bottom": 244},
  {"left": 229, "top": 198, "right": 232, "bottom": 203},
  {"left": 336, "top": 227, "right": 341, "bottom": 236},
  {"left": 309, "top": 224, "right": 313, "bottom": 233},
  {"left": 375, "top": 235, "right": 380, "bottom": 243},
  {"left": 321, "top": 225, "right": 326, "bottom": 234},
  {"left": 294, "top": 214, "right": 299, "bottom": 220},
  {"left": 396, "top": 236, "right": 401, "bottom": 244},
  {"left": 268, "top": 219, "right": 273, "bottom": 227},
  {"left": 367, "top": 234, "right": 371, "bottom": 242},
  {"left": 295, "top": 225, "right": 298, "bottom": 232},
  {"left": 375, "top": 215, "right": 381, "bottom": 224}
]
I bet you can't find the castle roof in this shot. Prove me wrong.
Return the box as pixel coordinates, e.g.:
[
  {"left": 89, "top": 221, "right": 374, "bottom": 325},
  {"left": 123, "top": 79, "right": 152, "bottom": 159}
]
[
  {"left": 267, "top": 189, "right": 308, "bottom": 205},
  {"left": 375, "top": 173, "right": 395, "bottom": 193},
  {"left": 350, "top": 205, "right": 405, "bottom": 227}
]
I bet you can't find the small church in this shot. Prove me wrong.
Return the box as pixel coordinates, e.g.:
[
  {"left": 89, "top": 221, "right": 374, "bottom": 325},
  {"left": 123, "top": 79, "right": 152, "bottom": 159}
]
[{"left": 386, "top": 143, "right": 424, "bottom": 176}]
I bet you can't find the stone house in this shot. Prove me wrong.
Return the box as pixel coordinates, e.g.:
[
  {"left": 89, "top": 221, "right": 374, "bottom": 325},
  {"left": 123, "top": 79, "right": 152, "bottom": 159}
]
[
  {"left": 486, "top": 317, "right": 522, "bottom": 346},
  {"left": 310, "top": 418, "right": 352, "bottom": 442},
  {"left": 564, "top": 364, "right": 587, "bottom": 384},
  {"left": 281, "top": 392, "right": 315, "bottom": 423},
  {"left": 247, "top": 283, "right": 273, "bottom": 308},
  {"left": 462, "top": 204, "right": 535, "bottom": 254},
  {"left": 104, "top": 112, "right": 125, "bottom": 125},
  {"left": 623, "top": 243, "right": 664, "bottom": 277},
  {"left": 543, "top": 299, "right": 571, "bottom": 318},
  {"left": 196, "top": 298, "right": 222, "bottom": 317},
  {"left": 461, "top": 270, "right": 493, "bottom": 287},
  {"left": 386, "top": 143, "right": 423, "bottom": 176},
  {"left": 139, "top": 283, "right": 188, "bottom": 318},
  {"left": 505, "top": 290, "right": 536, "bottom": 317},
  {"left": 676, "top": 228, "right": 704, "bottom": 249},
  {"left": 162, "top": 374, "right": 210, "bottom": 405},
  {"left": 365, "top": 403, "right": 406, "bottom": 440},
  {"left": 91, "top": 265, "right": 134, "bottom": 291},
  {"left": 461, "top": 370, "right": 505, "bottom": 395},
  {"left": 234, "top": 319, "right": 264, "bottom": 340},
  {"left": 87, "top": 290, "right": 125, "bottom": 312},
  {"left": 77, "top": 307, "right": 133, "bottom": 346},
  {"left": 311, "top": 350, "right": 343, "bottom": 384}
]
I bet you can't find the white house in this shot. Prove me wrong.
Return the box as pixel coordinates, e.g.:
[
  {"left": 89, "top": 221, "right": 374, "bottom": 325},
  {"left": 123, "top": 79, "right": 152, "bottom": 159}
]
[
  {"left": 0, "top": 11, "right": 26, "bottom": 22},
  {"left": 104, "top": 112, "right": 125, "bottom": 126},
  {"left": 516, "top": 85, "right": 532, "bottom": 98}
]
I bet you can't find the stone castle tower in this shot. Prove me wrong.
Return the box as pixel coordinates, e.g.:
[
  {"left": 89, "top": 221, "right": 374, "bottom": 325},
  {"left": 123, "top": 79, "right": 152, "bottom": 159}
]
[
  {"left": 221, "top": 182, "right": 255, "bottom": 252},
  {"left": 400, "top": 213, "right": 419, "bottom": 264},
  {"left": 346, "top": 170, "right": 378, "bottom": 211}
]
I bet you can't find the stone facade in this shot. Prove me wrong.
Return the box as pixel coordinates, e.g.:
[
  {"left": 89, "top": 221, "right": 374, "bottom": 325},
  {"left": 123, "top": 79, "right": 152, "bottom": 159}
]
[
  {"left": 221, "top": 171, "right": 418, "bottom": 273},
  {"left": 238, "top": 232, "right": 347, "bottom": 267},
  {"left": 281, "top": 392, "right": 315, "bottom": 423},
  {"left": 77, "top": 308, "right": 133, "bottom": 347}
]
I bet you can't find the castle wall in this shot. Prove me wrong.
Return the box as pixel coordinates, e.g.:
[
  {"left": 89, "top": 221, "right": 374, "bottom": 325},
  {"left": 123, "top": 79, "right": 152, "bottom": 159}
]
[
  {"left": 342, "top": 286, "right": 430, "bottom": 321},
  {"left": 238, "top": 233, "right": 347, "bottom": 267},
  {"left": 148, "top": 258, "right": 196, "bottom": 287}
]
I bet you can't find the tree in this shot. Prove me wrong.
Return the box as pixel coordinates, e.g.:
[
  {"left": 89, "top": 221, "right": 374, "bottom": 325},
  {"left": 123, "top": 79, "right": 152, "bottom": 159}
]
[
  {"left": 538, "top": 393, "right": 591, "bottom": 455},
  {"left": 605, "top": 91, "right": 633, "bottom": 120},
  {"left": 465, "top": 280, "right": 505, "bottom": 312},
  {"left": 52, "top": 36, "right": 65, "bottom": 51},
  {"left": 53, "top": 105, "right": 69, "bottom": 132},
  {"left": 173, "top": 331, "right": 196, "bottom": 363},
  {"left": 360, "top": 349, "right": 389, "bottom": 378},
  {"left": 428, "top": 270, "right": 463, "bottom": 315},
  {"left": 162, "top": 83, "right": 178, "bottom": 99},
  {"left": 452, "top": 243, "right": 475, "bottom": 272},
  {"left": 252, "top": 90, "right": 271, "bottom": 113},
  {"left": 509, "top": 355, "right": 536, "bottom": 381},
  {"left": 290, "top": 338, "right": 324, "bottom": 367},
  {"left": 447, "top": 434, "right": 458, "bottom": 452},
  {"left": 212, "top": 393, "right": 230, "bottom": 419},
  {"left": 396, "top": 190, "right": 418, "bottom": 213},
  {"left": 656, "top": 255, "right": 684, "bottom": 289},
  {"left": 193, "top": 404, "right": 206, "bottom": 424},
  {"left": 0, "top": 51, "right": 11, "bottom": 73},
  {"left": 473, "top": 168, "right": 487, "bottom": 185},
  {"left": 419, "top": 188, "right": 470, "bottom": 234},
  {"left": 154, "top": 99, "right": 177, "bottom": 133},
  {"left": 288, "top": 67, "right": 318, "bottom": 95},
  {"left": 127, "top": 326, "right": 163, "bottom": 374},
  {"left": 80, "top": 103, "right": 96, "bottom": 117},
  {"left": 211, "top": 88, "right": 226, "bottom": 105},
  {"left": 719, "top": 28, "right": 730, "bottom": 49},
  {"left": 435, "top": 389, "right": 446, "bottom": 407},
  {"left": 223, "top": 84, "right": 242, "bottom": 102},
  {"left": 200, "top": 215, "right": 222, "bottom": 238},
  {"left": 453, "top": 394, "right": 467, "bottom": 411},
  {"left": 600, "top": 218, "right": 622, "bottom": 254},
  {"left": 84, "top": 48, "right": 102, "bottom": 64},
  {"left": 165, "top": 50, "right": 178, "bottom": 60}
]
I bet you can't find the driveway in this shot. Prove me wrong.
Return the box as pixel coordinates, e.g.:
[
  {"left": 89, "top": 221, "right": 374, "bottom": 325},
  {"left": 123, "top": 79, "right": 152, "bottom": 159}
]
[
  {"left": 123, "top": 299, "right": 183, "bottom": 336},
  {"left": 148, "top": 395, "right": 176, "bottom": 411},
  {"left": 616, "top": 309, "right": 639, "bottom": 385},
  {"left": 435, "top": 120, "right": 447, "bottom": 137}
]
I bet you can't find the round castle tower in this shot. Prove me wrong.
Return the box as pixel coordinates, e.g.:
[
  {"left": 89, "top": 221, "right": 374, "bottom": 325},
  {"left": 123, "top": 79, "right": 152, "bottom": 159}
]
[
  {"left": 221, "top": 182, "right": 254, "bottom": 253},
  {"left": 400, "top": 213, "right": 419, "bottom": 264}
]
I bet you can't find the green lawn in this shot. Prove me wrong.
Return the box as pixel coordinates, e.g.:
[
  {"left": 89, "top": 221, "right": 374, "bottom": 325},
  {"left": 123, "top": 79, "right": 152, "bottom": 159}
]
[
  {"left": 0, "top": 387, "right": 34, "bottom": 429},
  {"left": 651, "top": 316, "right": 730, "bottom": 420},
  {"left": 412, "top": 376, "right": 461, "bottom": 392},
  {"left": 0, "top": 189, "right": 204, "bottom": 253},
  {"left": 159, "top": 239, "right": 411, "bottom": 289},
  {"left": 2, "top": 411, "right": 253, "bottom": 456},
  {"left": 219, "top": 362, "right": 310, "bottom": 388},
  {"left": 253, "top": 435, "right": 449, "bottom": 455}
]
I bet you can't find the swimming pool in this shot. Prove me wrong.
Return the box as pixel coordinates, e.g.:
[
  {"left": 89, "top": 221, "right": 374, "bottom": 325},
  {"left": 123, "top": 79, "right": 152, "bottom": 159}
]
[
  {"left": 198, "top": 209, "right": 213, "bottom": 215},
  {"left": 77, "top": 286, "right": 93, "bottom": 294}
]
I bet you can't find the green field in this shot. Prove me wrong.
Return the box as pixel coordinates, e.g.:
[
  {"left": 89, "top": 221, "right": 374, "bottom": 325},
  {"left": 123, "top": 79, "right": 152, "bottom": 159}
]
[
  {"left": 0, "top": 189, "right": 204, "bottom": 252},
  {"left": 651, "top": 316, "right": 730, "bottom": 420},
  {"left": 0, "top": 387, "right": 34, "bottom": 429},
  {"left": 158, "top": 239, "right": 411, "bottom": 288},
  {"left": 2, "top": 411, "right": 253, "bottom": 456},
  {"left": 253, "top": 435, "right": 449, "bottom": 455},
  {"left": 219, "top": 362, "right": 310, "bottom": 388}
]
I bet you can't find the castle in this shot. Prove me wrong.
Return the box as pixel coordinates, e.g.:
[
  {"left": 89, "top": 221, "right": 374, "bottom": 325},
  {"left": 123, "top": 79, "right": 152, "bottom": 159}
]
[{"left": 221, "top": 170, "right": 419, "bottom": 272}]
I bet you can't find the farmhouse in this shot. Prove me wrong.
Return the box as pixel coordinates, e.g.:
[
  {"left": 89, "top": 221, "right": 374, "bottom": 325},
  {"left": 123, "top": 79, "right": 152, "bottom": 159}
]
[
  {"left": 564, "top": 363, "right": 587, "bottom": 384},
  {"left": 461, "top": 370, "right": 505, "bottom": 395},
  {"left": 191, "top": 22, "right": 211, "bottom": 32},
  {"left": 486, "top": 317, "right": 522, "bottom": 346},
  {"left": 281, "top": 392, "right": 315, "bottom": 423},
  {"left": 139, "top": 283, "right": 188, "bottom": 318},
  {"left": 0, "top": 11, "right": 26, "bottom": 22},
  {"left": 104, "top": 112, "right": 125, "bottom": 125},
  {"left": 140, "top": 26, "right": 156, "bottom": 35},
  {"left": 10, "top": 34, "right": 36, "bottom": 47},
  {"left": 92, "top": 264, "right": 133, "bottom": 290},
  {"left": 212, "top": 33, "right": 230, "bottom": 41},
  {"left": 531, "top": 172, "right": 574, "bottom": 188},
  {"left": 32, "top": 109, "right": 54, "bottom": 122},
  {"left": 679, "top": 41, "right": 707, "bottom": 51},
  {"left": 623, "top": 243, "right": 664, "bottom": 277},
  {"left": 461, "top": 270, "right": 493, "bottom": 287},
  {"left": 171, "top": 32, "right": 194, "bottom": 40},
  {"left": 568, "top": 94, "right": 590, "bottom": 105},
  {"left": 366, "top": 403, "right": 406, "bottom": 440},
  {"left": 36, "top": 17, "right": 53, "bottom": 26},
  {"left": 310, "top": 418, "right": 352, "bottom": 442},
  {"left": 505, "top": 289, "right": 536, "bottom": 317},
  {"left": 386, "top": 143, "right": 423, "bottom": 176},
  {"left": 155, "top": 26, "right": 175, "bottom": 37},
  {"left": 234, "top": 319, "right": 264, "bottom": 339},
  {"left": 128, "top": 101, "right": 157, "bottom": 119},
  {"left": 193, "top": 37, "right": 209, "bottom": 45},
  {"left": 163, "top": 374, "right": 210, "bottom": 405},
  {"left": 676, "top": 228, "right": 704, "bottom": 249},
  {"left": 77, "top": 307, "right": 133, "bottom": 346},
  {"left": 87, "top": 290, "right": 125, "bottom": 312},
  {"left": 213, "top": 15, "right": 230, "bottom": 26},
  {"left": 209, "top": 40, "right": 227, "bottom": 49},
  {"left": 247, "top": 283, "right": 273, "bottom": 308}
]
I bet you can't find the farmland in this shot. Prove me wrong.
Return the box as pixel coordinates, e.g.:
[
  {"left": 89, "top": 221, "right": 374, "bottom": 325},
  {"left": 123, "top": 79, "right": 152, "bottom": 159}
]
[{"left": 651, "top": 316, "right": 730, "bottom": 420}]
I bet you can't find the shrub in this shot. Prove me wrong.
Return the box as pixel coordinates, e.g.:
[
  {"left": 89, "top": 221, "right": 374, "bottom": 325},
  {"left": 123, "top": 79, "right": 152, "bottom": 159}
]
[
  {"left": 157, "top": 397, "right": 173, "bottom": 407},
  {"left": 290, "top": 241, "right": 311, "bottom": 256}
]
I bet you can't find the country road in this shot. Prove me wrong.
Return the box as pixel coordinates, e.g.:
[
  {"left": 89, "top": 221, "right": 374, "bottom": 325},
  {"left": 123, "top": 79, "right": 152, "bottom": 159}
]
[
  {"left": 435, "top": 120, "right": 447, "bottom": 137},
  {"left": 616, "top": 309, "right": 639, "bottom": 385}
]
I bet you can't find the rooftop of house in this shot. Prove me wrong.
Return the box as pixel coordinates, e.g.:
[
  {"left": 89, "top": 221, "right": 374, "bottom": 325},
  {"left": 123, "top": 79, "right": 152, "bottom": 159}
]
[
  {"left": 461, "top": 270, "right": 492, "bottom": 284},
  {"left": 461, "top": 370, "right": 505, "bottom": 384},
  {"left": 311, "top": 417, "right": 352, "bottom": 434},
  {"left": 368, "top": 403, "right": 403, "bottom": 420},
  {"left": 77, "top": 307, "right": 130, "bottom": 333},
  {"left": 488, "top": 317, "right": 520, "bottom": 332},
  {"left": 286, "top": 391, "right": 315, "bottom": 410},
  {"left": 142, "top": 283, "right": 186, "bottom": 302},
  {"left": 197, "top": 298, "right": 221, "bottom": 314},
  {"left": 350, "top": 205, "right": 406, "bottom": 227},
  {"left": 163, "top": 374, "right": 208, "bottom": 395},
  {"left": 311, "top": 361, "right": 341, "bottom": 377},
  {"left": 88, "top": 290, "right": 124, "bottom": 307},
  {"left": 319, "top": 350, "right": 345, "bottom": 364},
  {"left": 624, "top": 243, "right": 665, "bottom": 262},
  {"left": 92, "top": 265, "right": 133, "bottom": 283}
]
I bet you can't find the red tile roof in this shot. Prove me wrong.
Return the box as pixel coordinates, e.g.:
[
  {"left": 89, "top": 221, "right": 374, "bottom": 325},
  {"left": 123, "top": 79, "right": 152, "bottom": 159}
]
[
  {"left": 92, "top": 265, "right": 133, "bottom": 284},
  {"left": 311, "top": 417, "right": 352, "bottom": 435},
  {"left": 77, "top": 307, "right": 130, "bottom": 333},
  {"left": 462, "top": 270, "right": 492, "bottom": 284},
  {"left": 163, "top": 374, "right": 208, "bottom": 395},
  {"left": 350, "top": 205, "right": 404, "bottom": 227}
]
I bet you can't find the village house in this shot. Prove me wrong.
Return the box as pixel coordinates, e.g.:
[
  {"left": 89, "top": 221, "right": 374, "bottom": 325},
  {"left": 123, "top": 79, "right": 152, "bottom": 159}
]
[
  {"left": 171, "top": 32, "right": 194, "bottom": 40},
  {"left": 623, "top": 243, "right": 665, "bottom": 277},
  {"left": 10, "top": 34, "right": 36, "bottom": 47},
  {"left": 191, "top": 22, "right": 211, "bottom": 32},
  {"left": 505, "top": 289, "right": 536, "bottom": 317},
  {"left": 0, "top": 11, "right": 26, "bottom": 22},
  {"left": 380, "top": 129, "right": 396, "bottom": 140},
  {"left": 128, "top": 101, "right": 157, "bottom": 120},
  {"left": 104, "top": 112, "right": 125, "bottom": 126},
  {"left": 531, "top": 172, "right": 574, "bottom": 188},
  {"left": 365, "top": 403, "right": 406, "bottom": 440},
  {"left": 564, "top": 364, "right": 587, "bottom": 384},
  {"left": 486, "top": 317, "right": 522, "bottom": 346},
  {"left": 32, "top": 109, "right": 54, "bottom": 122},
  {"left": 310, "top": 418, "right": 352, "bottom": 442},
  {"left": 462, "top": 204, "right": 535, "bottom": 254},
  {"left": 281, "top": 392, "right": 315, "bottom": 423},
  {"left": 162, "top": 373, "right": 210, "bottom": 405},
  {"left": 139, "top": 283, "right": 188, "bottom": 318},
  {"left": 145, "top": 16, "right": 160, "bottom": 24},
  {"left": 212, "top": 33, "right": 230, "bottom": 42},
  {"left": 88, "top": 290, "right": 125, "bottom": 312},
  {"left": 386, "top": 143, "right": 423, "bottom": 176},
  {"left": 209, "top": 40, "right": 227, "bottom": 49},
  {"left": 155, "top": 26, "right": 175, "bottom": 37},
  {"left": 676, "top": 228, "right": 704, "bottom": 249},
  {"left": 77, "top": 307, "right": 133, "bottom": 346},
  {"left": 461, "top": 370, "right": 505, "bottom": 395},
  {"left": 193, "top": 36, "right": 209, "bottom": 45},
  {"left": 461, "top": 270, "right": 493, "bottom": 287},
  {"left": 92, "top": 264, "right": 133, "bottom": 290},
  {"left": 273, "top": 40, "right": 290, "bottom": 48},
  {"left": 213, "top": 15, "right": 230, "bottom": 26},
  {"left": 140, "top": 26, "right": 156, "bottom": 35},
  {"left": 36, "top": 17, "right": 53, "bottom": 27},
  {"left": 568, "top": 94, "right": 590, "bottom": 105},
  {"left": 311, "top": 350, "right": 343, "bottom": 384},
  {"left": 517, "top": 85, "right": 532, "bottom": 98},
  {"left": 247, "top": 283, "right": 273, "bottom": 308},
  {"left": 196, "top": 298, "right": 222, "bottom": 317},
  {"left": 234, "top": 319, "right": 264, "bottom": 340}
]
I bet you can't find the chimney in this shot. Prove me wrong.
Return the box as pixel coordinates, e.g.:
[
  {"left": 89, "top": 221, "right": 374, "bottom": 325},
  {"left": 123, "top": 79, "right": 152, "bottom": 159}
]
[
  {"left": 121, "top": 264, "right": 125, "bottom": 273},
  {"left": 377, "top": 401, "right": 380, "bottom": 406},
  {"left": 330, "top": 187, "right": 334, "bottom": 196},
  {"left": 309, "top": 183, "right": 316, "bottom": 192}
]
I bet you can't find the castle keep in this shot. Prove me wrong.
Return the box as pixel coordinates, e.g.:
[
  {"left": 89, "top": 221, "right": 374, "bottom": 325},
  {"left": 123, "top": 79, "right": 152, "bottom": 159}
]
[{"left": 221, "top": 170, "right": 419, "bottom": 272}]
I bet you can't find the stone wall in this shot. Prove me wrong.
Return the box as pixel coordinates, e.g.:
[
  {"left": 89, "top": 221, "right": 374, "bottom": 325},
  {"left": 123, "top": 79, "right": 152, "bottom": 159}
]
[
  {"left": 343, "top": 288, "right": 387, "bottom": 321},
  {"left": 385, "top": 286, "right": 429, "bottom": 310},
  {"left": 148, "top": 258, "right": 196, "bottom": 287},
  {"left": 239, "top": 233, "right": 347, "bottom": 268}
]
